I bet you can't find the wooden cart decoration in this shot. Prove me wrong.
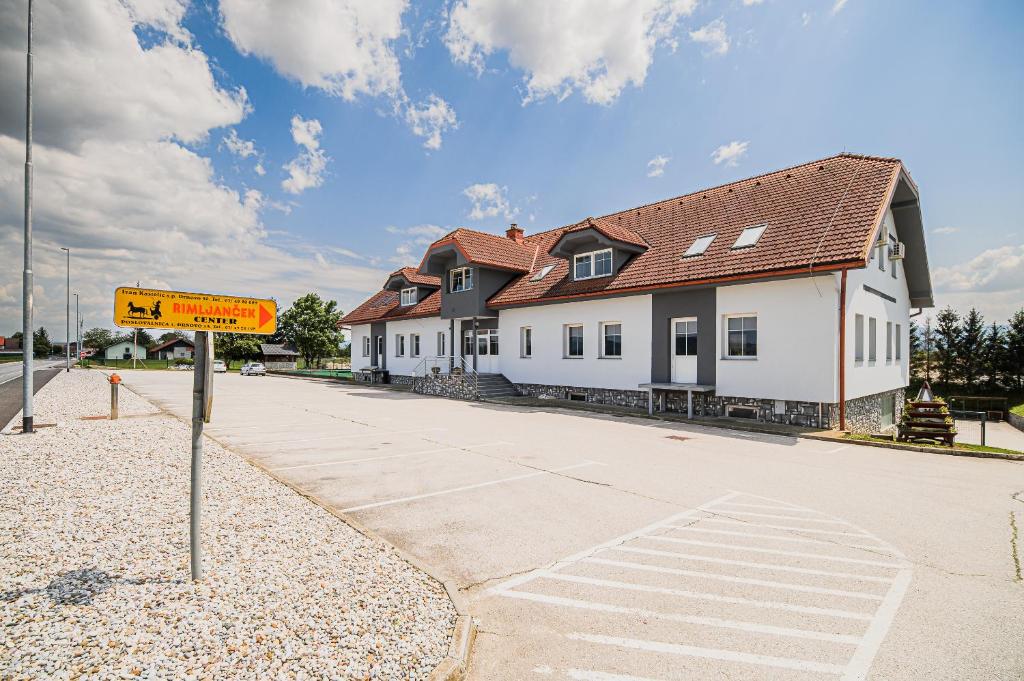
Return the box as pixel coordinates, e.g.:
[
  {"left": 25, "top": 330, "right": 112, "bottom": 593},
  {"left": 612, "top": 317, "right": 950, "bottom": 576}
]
[{"left": 898, "top": 382, "right": 956, "bottom": 446}]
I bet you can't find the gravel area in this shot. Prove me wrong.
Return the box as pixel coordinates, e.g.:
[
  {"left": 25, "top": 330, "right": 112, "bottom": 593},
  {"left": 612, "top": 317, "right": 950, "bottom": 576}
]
[{"left": 1, "top": 369, "right": 456, "bottom": 680}]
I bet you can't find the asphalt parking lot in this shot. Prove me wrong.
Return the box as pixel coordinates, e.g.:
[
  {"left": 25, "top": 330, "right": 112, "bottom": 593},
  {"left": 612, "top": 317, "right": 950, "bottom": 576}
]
[{"left": 118, "top": 371, "right": 1024, "bottom": 680}]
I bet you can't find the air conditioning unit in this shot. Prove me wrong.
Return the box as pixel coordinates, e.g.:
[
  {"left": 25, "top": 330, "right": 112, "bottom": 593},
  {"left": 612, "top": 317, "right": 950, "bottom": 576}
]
[{"left": 889, "top": 242, "right": 906, "bottom": 260}]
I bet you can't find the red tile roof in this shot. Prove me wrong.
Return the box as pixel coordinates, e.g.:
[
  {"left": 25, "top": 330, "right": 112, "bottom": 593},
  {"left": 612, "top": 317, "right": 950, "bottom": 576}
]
[
  {"left": 421, "top": 228, "right": 538, "bottom": 273},
  {"left": 343, "top": 153, "right": 907, "bottom": 322},
  {"left": 390, "top": 266, "right": 440, "bottom": 287},
  {"left": 489, "top": 153, "right": 902, "bottom": 307},
  {"left": 341, "top": 288, "right": 441, "bottom": 325}
]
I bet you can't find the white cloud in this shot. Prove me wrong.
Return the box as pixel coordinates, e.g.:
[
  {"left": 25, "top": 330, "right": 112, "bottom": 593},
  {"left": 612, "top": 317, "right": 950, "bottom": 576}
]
[
  {"left": 802, "top": 12, "right": 812, "bottom": 27},
  {"left": 463, "top": 183, "right": 518, "bottom": 220},
  {"left": 932, "top": 245, "right": 1024, "bottom": 322},
  {"left": 219, "top": 0, "right": 457, "bottom": 149},
  {"left": 254, "top": 162, "right": 266, "bottom": 176},
  {"left": 647, "top": 155, "right": 671, "bottom": 177},
  {"left": 689, "top": 18, "right": 730, "bottom": 56},
  {"left": 445, "top": 0, "right": 697, "bottom": 106},
  {"left": 742, "top": 0, "right": 764, "bottom": 6},
  {"left": 0, "top": 0, "right": 386, "bottom": 336},
  {"left": 281, "top": 115, "right": 329, "bottom": 195},
  {"left": 831, "top": 0, "right": 849, "bottom": 15},
  {"left": 711, "top": 140, "right": 749, "bottom": 166},
  {"left": 933, "top": 226, "right": 959, "bottom": 235},
  {"left": 221, "top": 129, "right": 258, "bottom": 158},
  {"left": 385, "top": 224, "right": 449, "bottom": 266}
]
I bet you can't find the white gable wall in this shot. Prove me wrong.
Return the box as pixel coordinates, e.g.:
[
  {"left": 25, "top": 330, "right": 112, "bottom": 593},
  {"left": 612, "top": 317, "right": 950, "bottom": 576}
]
[
  {"left": 844, "top": 209, "right": 911, "bottom": 400},
  {"left": 350, "top": 324, "right": 373, "bottom": 369},
  {"left": 715, "top": 275, "right": 838, "bottom": 403},
  {"left": 385, "top": 316, "right": 452, "bottom": 376},
  {"left": 498, "top": 295, "right": 653, "bottom": 391}
]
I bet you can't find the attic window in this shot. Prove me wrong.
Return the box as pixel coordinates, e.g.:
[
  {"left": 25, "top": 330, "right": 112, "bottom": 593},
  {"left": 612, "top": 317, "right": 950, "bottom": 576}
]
[
  {"left": 683, "top": 234, "right": 716, "bottom": 257},
  {"left": 400, "top": 287, "right": 417, "bottom": 306},
  {"left": 531, "top": 264, "right": 555, "bottom": 281},
  {"left": 732, "top": 223, "right": 767, "bottom": 249}
]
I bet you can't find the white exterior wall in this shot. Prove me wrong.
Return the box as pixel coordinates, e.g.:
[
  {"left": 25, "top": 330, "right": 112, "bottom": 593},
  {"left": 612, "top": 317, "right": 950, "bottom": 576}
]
[
  {"left": 498, "top": 295, "right": 653, "bottom": 391},
  {"left": 844, "top": 209, "right": 911, "bottom": 400},
  {"left": 104, "top": 341, "right": 145, "bottom": 360},
  {"left": 715, "top": 276, "right": 838, "bottom": 403},
  {"left": 350, "top": 324, "right": 373, "bottom": 369},
  {"left": 385, "top": 316, "right": 452, "bottom": 376}
]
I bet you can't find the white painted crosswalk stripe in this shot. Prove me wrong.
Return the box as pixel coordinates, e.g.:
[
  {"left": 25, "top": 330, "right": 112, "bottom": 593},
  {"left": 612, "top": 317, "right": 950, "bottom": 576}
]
[
  {"left": 664, "top": 524, "right": 898, "bottom": 554},
  {"left": 642, "top": 535, "right": 907, "bottom": 569},
  {"left": 699, "top": 517, "right": 879, "bottom": 539},
  {"left": 699, "top": 508, "right": 856, "bottom": 524}
]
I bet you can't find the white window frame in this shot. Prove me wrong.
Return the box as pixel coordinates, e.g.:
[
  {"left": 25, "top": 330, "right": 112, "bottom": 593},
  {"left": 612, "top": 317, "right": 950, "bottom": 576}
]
[
  {"left": 724, "top": 314, "right": 758, "bottom": 359},
  {"left": 410, "top": 333, "right": 420, "bottom": 358},
  {"left": 854, "top": 314, "right": 864, "bottom": 363},
  {"left": 564, "top": 324, "right": 584, "bottom": 358},
  {"left": 449, "top": 267, "right": 473, "bottom": 292},
  {"left": 889, "top": 234, "right": 898, "bottom": 280},
  {"left": 683, "top": 234, "right": 716, "bottom": 257},
  {"left": 395, "top": 334, "right": 405, "bottom": 357},
  {"left": 464, "top": 329, "right": 498, "bottom": 356},
  {"left": 868, "top": 317, "right": 877, "bottom": 363},
  {"left": 520, "top": 326, "right": 532, "bottom": 358},
  {"left": 732, "top": 224, "right": 768, "bottom": 249},
  {"left": 600, "top": 322, "right": 622, "bottom": 359},
  {"left": 437, "top": 331, "right": 447, "bottom": 356},
  {"left": 885, "top": 322, "right": 893, "bottom": 363},
  {"left": 362, "top": 336, "right": 370, "bottom": 357},
  {"left": 895, "top": 324, "right": 902, "bottom": 361},
  {"left": 400, "top": 287, "right": 417, "bottom": 306},
  {"left": 573, "top": 248, "right": 613, "bottom": 281}
]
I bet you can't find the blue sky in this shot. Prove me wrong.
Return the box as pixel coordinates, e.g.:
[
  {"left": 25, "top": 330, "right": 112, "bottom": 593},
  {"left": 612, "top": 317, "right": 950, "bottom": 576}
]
[{"left": 0, "top": 0, "right": 1022, "bottom": 337}]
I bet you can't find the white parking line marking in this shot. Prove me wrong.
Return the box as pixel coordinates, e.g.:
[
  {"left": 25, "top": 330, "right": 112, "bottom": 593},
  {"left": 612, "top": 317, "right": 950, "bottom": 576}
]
[
  {"left": 568, "top": 632, "right": 846, "bottom": 675},
  {"left": 842, "top": 569, "right": 913, "bottom": 681},
  {"left": 500, "top": 590, "right": 861, "bottom": 644},
  {"left": 610, "top": 545, "right": 894, "bottom": 583},
  {"left": 643, "top": 536, "right": 906, "bottom": 569},
  {"left": 341, "top": 461, "right": 600, "bottom": 513},
  {"left": 237, "top": 426, "right": 446, "bottom": 447},
  {"left": 269, "top": 441, "right": 513, "bottom": 472},
  {"left": 701, "top": 518, "right": 876, "bottom": 539},
  {"left": 665, "top": 525, "right": 895, "bottom": 554},
  {"left": 539, "top": 571, "right": 873, "bottom": 620},
  {"left": 715, "top": 501, "right": 819, "bottom": 512},
  {"left": 583, "top": 557, "right": 884, "bottom": 601},
  {"left": 566, "top": 669, "right": 664, "bottom": 681},
  {"left": 700, "top": 508, "right": 854, "bottom": 525}
]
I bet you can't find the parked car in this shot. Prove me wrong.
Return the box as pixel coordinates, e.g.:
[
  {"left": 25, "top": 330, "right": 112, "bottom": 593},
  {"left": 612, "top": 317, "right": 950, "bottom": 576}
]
[
  {"left": 172, "top": 363, "right": 194, "bottom": 371},
  {"left": 241, "top": 362, "right": 266, "bottom": 376},
  {"left": 212, "top": 359, "right": 227, "bottom": 373}
]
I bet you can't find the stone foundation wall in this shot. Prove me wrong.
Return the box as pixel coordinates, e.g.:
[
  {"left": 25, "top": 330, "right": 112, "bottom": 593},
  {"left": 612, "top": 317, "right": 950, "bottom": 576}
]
[
  {"left": 843, "top": 387, "right": 906, "bottom": 434},
  {"left": 657, "top": 393, "right": 835, "bottom": 428},
  {"left": 413, "top": 373, "right": 478, "bottom": 400},
  {"left": 513, "top": 383, "right": 649, "bottom": 410},
  {"left": 388, "top": 374, "right": 416, "bottom": 386}
]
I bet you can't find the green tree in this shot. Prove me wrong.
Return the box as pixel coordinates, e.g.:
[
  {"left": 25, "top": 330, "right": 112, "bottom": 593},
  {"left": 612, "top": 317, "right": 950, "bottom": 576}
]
[
  {"left": 958, "top": 308, "right": 986, "bottom": 391},
  {"left": 277, "top": 293, "right": 344, "bottom": 369},
  {"left": 1006, "top": 309, "right": 1024, "bottom": 392},
  {"left": 116, "top": 328, "right": 154, "bottom": 348},
  {"left": 909, "top": 320, "right": 924, "bottom": 380},
  {"left": 979, "top": 322, "right": 1006, "bottom": 392},
  {"left": 933, "top": 307, "right": 961, "bottom": 394},
  {"left": 33, "top": 327, "right": 52, "bottom": 358},
  {"left": 83, "top": 327, "right": 116, "bottom": 349},
  {"left": 158, "top": 330, "right": 189, "bottom": 343},
  {"left": 214, "top": 333, "right": 264, "bottom": 366}
]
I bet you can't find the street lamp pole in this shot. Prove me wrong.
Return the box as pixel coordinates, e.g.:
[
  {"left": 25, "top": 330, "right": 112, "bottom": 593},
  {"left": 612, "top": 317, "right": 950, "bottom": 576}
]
[
  {"left": 21, "top": 0, "right": 34, "bottom": 434},
  {"left": 74, "top": 293, "right": 80, "bottom": 365},
  {"left": 61, "top": 247, "right": 69, "bottom": 372}
]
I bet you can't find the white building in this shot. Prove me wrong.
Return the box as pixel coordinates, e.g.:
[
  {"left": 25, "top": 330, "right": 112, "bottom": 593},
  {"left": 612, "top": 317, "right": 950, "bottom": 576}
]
[
  {"left": 342, "top": 154, "right": 933, "bottom": 433},
  {"left": 103, "top": 340, "right": 146, "bottom": 360}
]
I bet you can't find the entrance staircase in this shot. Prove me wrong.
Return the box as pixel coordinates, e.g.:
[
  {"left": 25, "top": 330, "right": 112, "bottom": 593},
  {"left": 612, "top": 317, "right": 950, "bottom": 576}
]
[{"left": 475, "top": 373, "right": 517, "bottom": 399}]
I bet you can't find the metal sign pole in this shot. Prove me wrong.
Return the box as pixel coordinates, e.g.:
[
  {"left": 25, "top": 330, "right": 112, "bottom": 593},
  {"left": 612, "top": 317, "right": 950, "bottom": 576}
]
[
  {"left": 190, "top": 330, "right": 212, "bottom": 581},
  {"left": 21, "top": 0, "right": 34, "bottom": 434}
]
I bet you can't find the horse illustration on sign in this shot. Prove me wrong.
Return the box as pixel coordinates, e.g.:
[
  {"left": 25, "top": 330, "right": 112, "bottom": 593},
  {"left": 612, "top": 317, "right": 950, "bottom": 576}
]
[{"left": 125, "top": 300, "right": 163, "bottom": 320}]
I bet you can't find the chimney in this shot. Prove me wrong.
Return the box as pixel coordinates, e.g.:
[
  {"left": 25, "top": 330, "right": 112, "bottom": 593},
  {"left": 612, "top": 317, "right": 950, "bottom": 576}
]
[{"left": 506, "top": 223, "right": 524, "bottom": 244}]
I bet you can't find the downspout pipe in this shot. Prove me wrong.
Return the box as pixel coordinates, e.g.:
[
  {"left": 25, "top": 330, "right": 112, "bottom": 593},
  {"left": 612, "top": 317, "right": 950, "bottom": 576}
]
[{"left": 838, "top": 268, "right": 848, "bottom": 432}]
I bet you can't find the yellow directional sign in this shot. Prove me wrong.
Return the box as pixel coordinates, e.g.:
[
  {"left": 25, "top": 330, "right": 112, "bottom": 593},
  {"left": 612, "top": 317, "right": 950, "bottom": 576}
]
[{"left": 113, "top": 287, "right": 277, "bottom": 334}]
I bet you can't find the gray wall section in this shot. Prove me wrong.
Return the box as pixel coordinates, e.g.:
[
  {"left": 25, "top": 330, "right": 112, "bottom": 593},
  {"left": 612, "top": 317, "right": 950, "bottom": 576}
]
[
  {"left": 650, "top": 288, "right": 716, "bottom": 384},
  {"left": 441, "top": 267, "right": 515, "bottom": 319},
  {"left": 370, "top": 321, "right": 386, "bottom": 369}
]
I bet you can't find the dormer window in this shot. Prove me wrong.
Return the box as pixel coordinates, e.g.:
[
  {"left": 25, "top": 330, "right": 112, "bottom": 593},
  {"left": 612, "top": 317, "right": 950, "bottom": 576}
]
[
  {"left": 400, "top": 287, "right": 417, "bottom": 306},
  {"left": 449, "top": 267, "right": 473, "bottom": 292},
  {"left": 684, "top": 234, "right": 716, "bottom": 257},
  {"left": 732, "top": 223, "right": 767, "bottom": 249},
  {"left": 574, "top": 249, "right": 613, "bottom": 280}
]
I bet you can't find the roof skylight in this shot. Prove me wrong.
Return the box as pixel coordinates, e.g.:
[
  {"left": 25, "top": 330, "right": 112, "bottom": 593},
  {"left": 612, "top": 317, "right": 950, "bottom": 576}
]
[
  {"left": 732, "top": 223, "right": 768, "bottom": 249},
  {"left": 683, "top": 234, "right": 716, "bottom": 257},
  {"left": 531, "top": 264, "right": 555, "bottom": 281}
]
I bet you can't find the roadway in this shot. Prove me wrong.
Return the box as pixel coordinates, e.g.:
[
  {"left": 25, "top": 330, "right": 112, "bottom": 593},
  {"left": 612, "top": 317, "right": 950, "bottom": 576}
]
[{"left": 0, "top": 359, "right": 66, "bottom": 430}]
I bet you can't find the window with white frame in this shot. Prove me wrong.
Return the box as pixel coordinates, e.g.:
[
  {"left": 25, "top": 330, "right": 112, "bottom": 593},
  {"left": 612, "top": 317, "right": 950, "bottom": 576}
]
[
  {"left": 725, "top": 316, "right": 757, "bottom": 358},
  {"left": 362, "top": 336, "right": 370, "bottom": 357},
  {"left": 464, "top": 329, "right": 498, "bottom": 355},
  {"left": 889, "top": 234, "right": 898, "bottom": 279},
  {"left": 573, "top": 249, "right": 613, "bottom": 280},
  {"left": 674, "top": 320, "right": 697, "bottom": 356},
  {"left": 565, "top": 324, "right": 584, "bottom": 358},
  {"left": 437, "top": 331, "right": 446, "bottom": 356},
  {"left": 886, "top": 322, "right": 893, "bottom": 363},
  {"left": 520, "top": 326, "right": 532, "bottom": 358},
  {"left": 449, "top": 267, "right": 473, "bottom": 292},
  {"left": 601, "top": 322, "right": 622, "bottom": 358},
  {"left": 410, "top": 333, "right": 420, "bottom": 357},
  {"left": 855, "top": 314, "right": 864, "bottom": 362},
  {"left": 395, "top": 334, "right": 405, "bottom": 357},
  {"left": 878, "top": 236, "right": 886, "bottom": 272},
  {"left": 895, "top": 324, "right": 902, "bottom": 361},
  {"left": 732, "top": 224, "right": 767, "bottom": 249},
  {"left": 683, "top": 234, "right": 716, "bottom": 257},
  {"left": 400, "top": 287, "right": 417, "bottom": 306},
  {"left": 868, "top": 317, "right": 877, "bottom": 363}
]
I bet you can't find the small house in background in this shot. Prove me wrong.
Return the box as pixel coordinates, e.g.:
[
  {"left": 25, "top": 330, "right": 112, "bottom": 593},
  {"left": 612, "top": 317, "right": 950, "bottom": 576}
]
[
  {"left": 150, "top": 337, "right": 195, "bottom": 360},
  {"left": 260, "top": 343, "right": 299, "bottom": 370},
  {"left": 103, "top": 340, "right": 146, "bottom": 360}
]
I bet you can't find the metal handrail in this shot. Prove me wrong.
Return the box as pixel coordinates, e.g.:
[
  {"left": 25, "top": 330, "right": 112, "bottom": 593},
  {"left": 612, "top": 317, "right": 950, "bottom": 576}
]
[{"left": 412, "top": 355, "right": 478, "bottom": 394}]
